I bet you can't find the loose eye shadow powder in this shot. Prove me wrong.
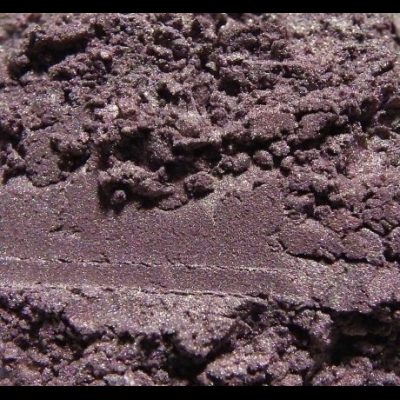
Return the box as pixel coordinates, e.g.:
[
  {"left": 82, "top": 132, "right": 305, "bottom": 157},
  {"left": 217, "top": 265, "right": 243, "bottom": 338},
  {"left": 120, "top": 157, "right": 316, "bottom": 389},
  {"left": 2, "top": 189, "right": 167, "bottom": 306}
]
[{"left": 0, "top": 13, "right": 400, "bottom": 386}]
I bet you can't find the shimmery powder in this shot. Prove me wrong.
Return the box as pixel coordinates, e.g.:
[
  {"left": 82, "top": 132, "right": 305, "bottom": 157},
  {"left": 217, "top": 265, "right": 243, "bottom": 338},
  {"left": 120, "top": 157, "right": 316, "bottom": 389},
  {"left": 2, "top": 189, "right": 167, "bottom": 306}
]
[{"left": 0, "top": 13, "right": 400, "bottom": 386}]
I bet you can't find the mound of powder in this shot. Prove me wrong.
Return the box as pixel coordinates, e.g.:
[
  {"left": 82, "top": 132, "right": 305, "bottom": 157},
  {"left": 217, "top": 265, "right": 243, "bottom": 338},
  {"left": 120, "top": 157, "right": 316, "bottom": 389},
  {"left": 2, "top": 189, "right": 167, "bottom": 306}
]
[{"left": 1, "top": 13, "right": 400, "bottom": 386}]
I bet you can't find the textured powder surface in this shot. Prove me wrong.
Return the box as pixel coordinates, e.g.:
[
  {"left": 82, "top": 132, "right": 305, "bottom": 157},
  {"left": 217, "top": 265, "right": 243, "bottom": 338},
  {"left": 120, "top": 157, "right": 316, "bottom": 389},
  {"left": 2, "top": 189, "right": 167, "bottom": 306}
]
[{"left": 1, "top": 13, "right": 400, "bottom": 386}]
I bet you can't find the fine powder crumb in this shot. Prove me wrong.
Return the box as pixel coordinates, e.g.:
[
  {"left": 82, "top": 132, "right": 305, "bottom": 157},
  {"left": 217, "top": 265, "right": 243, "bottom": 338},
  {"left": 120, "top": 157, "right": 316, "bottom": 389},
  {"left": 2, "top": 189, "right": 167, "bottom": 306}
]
[
  {"left": 1, "top": 13, "right": 400, "bottom": 212},
  {"left": 1, "top": 13, "right": 400, "bottom": 386}
]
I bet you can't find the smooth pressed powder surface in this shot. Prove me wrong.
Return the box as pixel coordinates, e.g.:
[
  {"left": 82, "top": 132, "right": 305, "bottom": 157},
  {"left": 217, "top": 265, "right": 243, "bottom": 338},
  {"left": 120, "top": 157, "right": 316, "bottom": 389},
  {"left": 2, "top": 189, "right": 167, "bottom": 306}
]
[{"left": 1, "top": 13, "right": 400, "bottom": 386}]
